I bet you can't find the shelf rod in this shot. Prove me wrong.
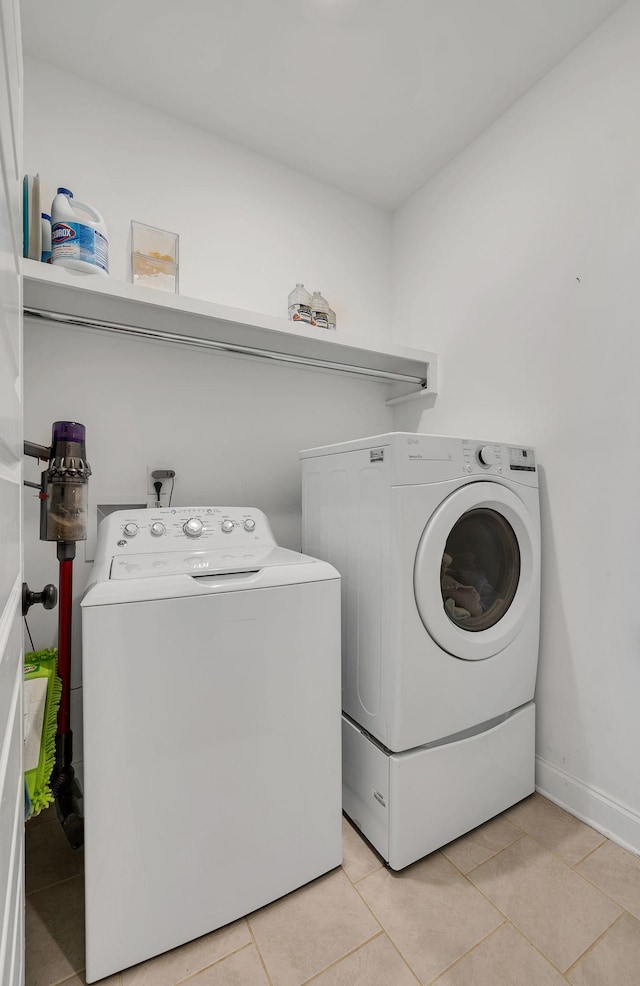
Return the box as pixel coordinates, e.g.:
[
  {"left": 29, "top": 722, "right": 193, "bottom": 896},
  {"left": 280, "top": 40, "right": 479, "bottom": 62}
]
[{"left": 23, "top": 307, "right": 428, "bottom": 387}]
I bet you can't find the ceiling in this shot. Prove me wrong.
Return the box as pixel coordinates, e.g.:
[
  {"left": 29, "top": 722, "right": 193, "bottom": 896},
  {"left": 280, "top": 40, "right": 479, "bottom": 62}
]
[{"left": 21, "top": 0, "right": 625, "bottom": 209}]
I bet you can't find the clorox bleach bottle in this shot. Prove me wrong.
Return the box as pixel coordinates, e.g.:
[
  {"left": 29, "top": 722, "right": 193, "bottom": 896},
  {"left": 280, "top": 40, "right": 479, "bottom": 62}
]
[{"left": 51, "top": 188, "right": 109, "bottom": 276}]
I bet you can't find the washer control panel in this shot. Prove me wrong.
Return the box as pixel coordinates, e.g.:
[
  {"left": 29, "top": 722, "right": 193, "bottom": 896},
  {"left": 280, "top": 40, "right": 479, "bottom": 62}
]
[{"left": 101, "top": 506, "right": 274, "bottom": 557}]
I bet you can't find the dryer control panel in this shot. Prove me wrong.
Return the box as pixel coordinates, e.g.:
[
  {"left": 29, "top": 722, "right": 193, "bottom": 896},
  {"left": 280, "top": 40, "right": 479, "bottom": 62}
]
[
  {"left": 462, "top": 441, "right": 536, "bottom": 479},
  {"left": 95, "top": 506, "right": 275, "bottom": 559}
]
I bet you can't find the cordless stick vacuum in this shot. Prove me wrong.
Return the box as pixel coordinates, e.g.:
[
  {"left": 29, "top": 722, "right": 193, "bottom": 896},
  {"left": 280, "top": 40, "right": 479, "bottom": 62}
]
[{"left": 24, "top": 421, "right": 91, "bottom": 849}]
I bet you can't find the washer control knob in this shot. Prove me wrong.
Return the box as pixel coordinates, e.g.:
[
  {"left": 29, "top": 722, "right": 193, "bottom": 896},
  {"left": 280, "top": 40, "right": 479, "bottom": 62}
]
[
  {"left": 123, "top": 523, "right": 138, "bottom": 538},
  {"left": 221, "top": 520, "right": 234, "bottom": 533},
  {"left": 243, "top": 518, "right": 256, "bottom": 532},
  {"left": 183, "top": 518, "right": 204, "bottom": 538},
  {"left": 150, "top": 522, "right": 166, "bottom": 537},
  {"left": 477, "top": 445, "right": 497, "bottom": 467}
]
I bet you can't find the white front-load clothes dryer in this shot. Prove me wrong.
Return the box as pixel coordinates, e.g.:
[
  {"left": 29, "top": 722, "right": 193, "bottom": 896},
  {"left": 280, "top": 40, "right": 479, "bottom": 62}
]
[
  {"left": 301, "top": 434, "right": 541, "bottom": 869},
  {"left": 81, "top": 506, "right": 341, "bottom": 982}
]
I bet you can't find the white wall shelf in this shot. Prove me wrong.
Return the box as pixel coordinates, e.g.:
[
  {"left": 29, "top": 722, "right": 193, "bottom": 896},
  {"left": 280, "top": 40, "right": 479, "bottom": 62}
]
[{"left": 21, "top": 260, "right": 437, "bottom": 400}]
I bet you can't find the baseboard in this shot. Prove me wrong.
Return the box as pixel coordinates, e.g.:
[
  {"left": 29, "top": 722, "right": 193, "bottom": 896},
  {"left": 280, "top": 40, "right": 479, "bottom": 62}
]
[{"left": 536, "top": 756, "right": 640, "bottom": 857}]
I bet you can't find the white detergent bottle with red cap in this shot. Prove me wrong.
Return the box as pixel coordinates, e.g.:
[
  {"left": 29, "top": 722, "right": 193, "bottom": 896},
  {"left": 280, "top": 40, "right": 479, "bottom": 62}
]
[{"left": 51, "top": 187, "right": 109, "bottom": 276}]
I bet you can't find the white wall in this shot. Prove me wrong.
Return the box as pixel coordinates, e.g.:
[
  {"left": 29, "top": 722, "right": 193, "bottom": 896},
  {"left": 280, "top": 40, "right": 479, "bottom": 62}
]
[
  {"left": 21, "top": 57, "right": 395, "bottom": 771},
  {"left": 23, "top": 56, "right": 391, "bottom": 339},
  {"left": 392, "top": 1, "right": 640, "bottom": 849}
]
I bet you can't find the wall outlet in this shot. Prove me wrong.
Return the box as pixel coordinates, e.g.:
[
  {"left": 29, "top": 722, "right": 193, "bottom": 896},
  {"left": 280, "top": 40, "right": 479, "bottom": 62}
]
[{"left": 146, "top": 466, "right": 175, "bottom": 507}]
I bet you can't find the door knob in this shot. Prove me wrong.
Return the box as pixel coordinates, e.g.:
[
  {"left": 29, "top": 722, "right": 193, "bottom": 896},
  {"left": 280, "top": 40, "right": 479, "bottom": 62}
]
[{"left": 22, "top": 582, "right": 58, "bottom": 616}]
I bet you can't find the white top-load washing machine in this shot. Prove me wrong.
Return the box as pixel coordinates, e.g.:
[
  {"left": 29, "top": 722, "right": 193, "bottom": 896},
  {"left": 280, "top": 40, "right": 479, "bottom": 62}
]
[
  {"left": 301, "top": 433, "right": 540, "bottom": 870},
  {"left": 81, "top": 506, "right": 341, "bottom": 983}
]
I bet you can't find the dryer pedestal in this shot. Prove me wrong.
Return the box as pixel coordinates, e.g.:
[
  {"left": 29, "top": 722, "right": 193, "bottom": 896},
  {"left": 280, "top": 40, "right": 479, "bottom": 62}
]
[{"left": 342, "top": 702, "right": 535, "bottom": 871}]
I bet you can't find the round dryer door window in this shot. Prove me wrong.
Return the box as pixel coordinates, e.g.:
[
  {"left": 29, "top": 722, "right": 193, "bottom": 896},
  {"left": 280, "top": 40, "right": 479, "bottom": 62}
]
[
  {"left": 441, "top": 508, "right": 520, "bottom": 632},
  {"left": 414, "top": 482, "right": 538, "bottom": 661}
]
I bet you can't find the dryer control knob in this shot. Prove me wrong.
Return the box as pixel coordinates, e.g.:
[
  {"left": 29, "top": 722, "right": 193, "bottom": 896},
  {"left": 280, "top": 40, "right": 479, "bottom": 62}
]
[
  {"left": 477, "top": 445, "right": 497, "bottom": 467},
  {"left": 243, "top": 518, "right": 256, "bottom": 532},
  {"left": 123, "top": 523, "right": 138, "bottom": 538},
  {"left": 150, "top": 522, "right": 166, "bottom": 537},
  {"left": 183, "top": 518, "right": 204, "bottom": 538},
  {"left": 221, "top": 519, "right": 234, "bottom": 533}
]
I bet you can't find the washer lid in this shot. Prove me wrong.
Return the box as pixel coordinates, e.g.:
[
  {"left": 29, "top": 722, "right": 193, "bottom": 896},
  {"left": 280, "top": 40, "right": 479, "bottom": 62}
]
[
  {"left": 109, "top": 545, "right": 308, "bottom": 580},
  {"left": 414, "top": 481, "right": 539, "bottom": 661}
]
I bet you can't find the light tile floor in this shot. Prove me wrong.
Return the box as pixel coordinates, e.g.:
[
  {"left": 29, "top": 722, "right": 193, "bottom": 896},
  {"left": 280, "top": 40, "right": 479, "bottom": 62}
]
[{"left": 25, "top": 794, "right": 640, "bottom": 986}]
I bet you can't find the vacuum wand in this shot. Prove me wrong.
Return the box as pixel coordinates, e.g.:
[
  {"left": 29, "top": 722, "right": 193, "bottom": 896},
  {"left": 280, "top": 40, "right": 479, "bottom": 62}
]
[{"left": 28, "top": 421, "right": 91, "bottom": 849}]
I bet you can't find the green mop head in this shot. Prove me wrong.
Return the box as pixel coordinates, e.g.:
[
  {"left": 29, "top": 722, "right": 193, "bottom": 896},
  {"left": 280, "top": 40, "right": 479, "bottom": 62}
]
[{"left": 24, "top": 648, "right": 61, "bottom": 819}]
